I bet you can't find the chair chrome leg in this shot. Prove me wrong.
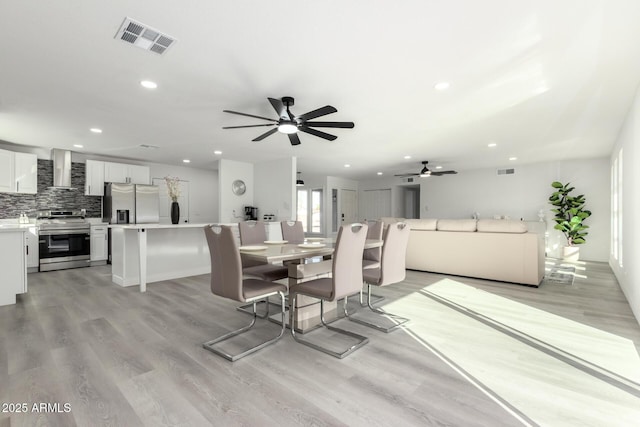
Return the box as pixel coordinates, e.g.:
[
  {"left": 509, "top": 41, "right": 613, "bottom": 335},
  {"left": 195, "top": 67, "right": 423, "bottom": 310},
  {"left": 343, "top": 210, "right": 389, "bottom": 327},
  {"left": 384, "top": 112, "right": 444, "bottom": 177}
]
[
  {"left": 237, "top": 297, "right": 273, "bottom": 318},
  {"left": 358, "top": 287, "right": 384, "bottom": 307},
  {"left": 348, "top": 284, "right": 409, "bottom": 333},
  {"left": 290, "top": 294, "right": 369, "bottom": 359},
  {"left": 204, "top": 292, "right": 286, "bottom": 361}
]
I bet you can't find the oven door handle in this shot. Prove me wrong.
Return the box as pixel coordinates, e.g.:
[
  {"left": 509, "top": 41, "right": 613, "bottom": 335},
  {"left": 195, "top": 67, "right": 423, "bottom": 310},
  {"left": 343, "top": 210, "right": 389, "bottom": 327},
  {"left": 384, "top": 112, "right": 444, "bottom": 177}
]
[{"left": 39, "top": 230, "right": 90, "bottom": 236}]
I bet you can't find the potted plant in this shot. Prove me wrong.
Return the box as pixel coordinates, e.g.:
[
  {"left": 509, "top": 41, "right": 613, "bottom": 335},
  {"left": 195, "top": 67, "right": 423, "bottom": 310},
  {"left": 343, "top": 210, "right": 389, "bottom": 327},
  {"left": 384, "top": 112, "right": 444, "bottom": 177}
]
[{"left": 548, "top": 181, "right": 591, "bottom": 261}]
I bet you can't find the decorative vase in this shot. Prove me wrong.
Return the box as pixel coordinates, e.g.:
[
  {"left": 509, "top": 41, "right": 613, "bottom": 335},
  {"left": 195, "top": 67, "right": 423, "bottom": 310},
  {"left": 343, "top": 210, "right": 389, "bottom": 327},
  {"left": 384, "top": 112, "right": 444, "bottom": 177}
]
[{"left": 171, "top": 201, "right": 180, "bottom": 224}]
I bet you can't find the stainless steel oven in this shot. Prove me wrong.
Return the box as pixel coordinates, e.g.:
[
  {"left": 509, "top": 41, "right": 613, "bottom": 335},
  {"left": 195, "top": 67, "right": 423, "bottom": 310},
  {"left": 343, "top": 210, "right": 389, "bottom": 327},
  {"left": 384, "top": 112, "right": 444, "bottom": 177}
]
[{"left": 37, "top": 209, "right": 91, "bottom": 272}]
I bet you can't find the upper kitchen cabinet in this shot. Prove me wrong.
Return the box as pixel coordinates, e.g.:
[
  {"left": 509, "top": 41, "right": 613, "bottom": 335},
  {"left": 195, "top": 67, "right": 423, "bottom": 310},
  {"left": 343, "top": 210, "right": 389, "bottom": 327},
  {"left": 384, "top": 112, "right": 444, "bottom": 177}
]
[
  {"left": 0, "top": 149, "right": 37, "bottom": 194},
  {"left": 14, "top": 152, "right": 38, "bottom": 194},
  {"left": 0, "top": 149, "right": 14, "bottom": 192},
  {"left": 128, "top": 164, "right": 150, "bottom": 184},
  {"left": 85, "top": 160, "right": 105, "bottom": 196},
  {"left": 104, "top": 161, "right": 150, "bottom": 185}
]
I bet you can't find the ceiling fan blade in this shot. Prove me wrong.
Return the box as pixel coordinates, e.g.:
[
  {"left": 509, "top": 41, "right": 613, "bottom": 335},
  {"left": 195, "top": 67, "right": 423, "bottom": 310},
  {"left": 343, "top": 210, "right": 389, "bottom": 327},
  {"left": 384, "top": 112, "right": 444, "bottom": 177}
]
[
  {"left": 288, "top": 133, "right": 301, "bottom": 146},
  {"left": 297, "top": 105, "right": 337, "bottom": 121},
  {"left": 299, "top": 126, "right": 337, "bottom": 141},
  {"left": 223, "top": 110, "right": 277, "bottom": 122},
  {"left": 252, "top": 128, "right": 279, "bottom": 141},
  {"left": 268, "top": 98, "right": 286, "bottom": 118},
  {"left": 430, "top": 170, "right": 458, "bottom": 176},
  {"left": 394, "top": 173, "right": 419, "bottom": 177},
  {"left": 222, "top": 124, "right": 276, "bottom": 129},
  {"left": 304, "top": 121, "right": 355, "bottom": 129}
]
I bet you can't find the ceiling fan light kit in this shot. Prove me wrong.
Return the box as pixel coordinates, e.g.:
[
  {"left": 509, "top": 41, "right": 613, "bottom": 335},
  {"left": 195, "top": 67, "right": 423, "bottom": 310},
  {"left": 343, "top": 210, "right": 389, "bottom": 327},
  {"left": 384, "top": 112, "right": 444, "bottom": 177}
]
[
  {"left": 223, "top": 96, "right": 354, "bottom": 146},
  {"left": 396, "top": 161, "right": 458, "bottom": 178}
]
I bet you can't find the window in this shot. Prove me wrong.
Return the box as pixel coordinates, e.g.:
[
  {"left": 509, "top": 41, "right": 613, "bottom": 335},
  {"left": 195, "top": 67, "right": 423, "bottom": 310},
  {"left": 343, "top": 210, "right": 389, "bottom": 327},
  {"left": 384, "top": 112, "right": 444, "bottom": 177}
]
[{"left": 297, "top": 188, "right": 323, "bottom": 234}]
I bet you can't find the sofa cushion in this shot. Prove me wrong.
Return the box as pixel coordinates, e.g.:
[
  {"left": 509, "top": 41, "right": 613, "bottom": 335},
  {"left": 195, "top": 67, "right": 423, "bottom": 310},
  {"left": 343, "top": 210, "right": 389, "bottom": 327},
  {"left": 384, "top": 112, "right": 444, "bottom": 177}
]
[
  {"left": 404, "top": 218, "right": 438, "bottom": 231},
  {"left": 477, "top": 219, "right": 527, "bottom": 233},
  {"left": 436, "top": 219, "right": 477, "bottom": 232},
  {"left": 380, "top": 217, "right": 405, "bottom": 224}
]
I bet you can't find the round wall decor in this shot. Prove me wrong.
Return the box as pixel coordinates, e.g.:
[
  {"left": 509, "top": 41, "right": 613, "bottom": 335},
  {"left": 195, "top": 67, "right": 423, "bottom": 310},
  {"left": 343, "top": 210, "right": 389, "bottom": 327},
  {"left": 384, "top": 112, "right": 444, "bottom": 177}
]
[{"left": 232, "top": 179, "right": 246, "bottom": 195}]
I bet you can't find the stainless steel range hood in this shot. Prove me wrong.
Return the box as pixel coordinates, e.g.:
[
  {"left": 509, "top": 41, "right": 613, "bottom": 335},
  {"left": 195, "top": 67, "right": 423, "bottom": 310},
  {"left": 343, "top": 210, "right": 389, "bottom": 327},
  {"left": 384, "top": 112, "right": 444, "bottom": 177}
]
[{"left": 51, "top": 149, "right": 74, "bottom": 188}]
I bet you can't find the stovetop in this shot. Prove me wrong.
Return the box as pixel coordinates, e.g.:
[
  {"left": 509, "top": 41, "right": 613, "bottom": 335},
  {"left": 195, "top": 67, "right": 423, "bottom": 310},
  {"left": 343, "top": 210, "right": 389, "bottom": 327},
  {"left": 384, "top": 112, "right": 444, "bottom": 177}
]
[{"left": 37, "top": 209, "right": 90, "bottom": 230}]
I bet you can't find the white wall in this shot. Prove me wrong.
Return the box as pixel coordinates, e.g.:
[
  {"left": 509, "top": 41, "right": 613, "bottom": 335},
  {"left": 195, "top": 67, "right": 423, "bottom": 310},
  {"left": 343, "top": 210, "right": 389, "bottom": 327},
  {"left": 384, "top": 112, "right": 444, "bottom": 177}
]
[
  {"left": 254, "top": 157, "right": 296, "bottom": 221},
  {"left": 419, "top": 158, "right": 610, "bottom": 262},
  {"left": 217, "top": 159, "right": 254, "bottom": 223},
  {"left": 611, "top": 83, "right": 640, "bottom": 325}
]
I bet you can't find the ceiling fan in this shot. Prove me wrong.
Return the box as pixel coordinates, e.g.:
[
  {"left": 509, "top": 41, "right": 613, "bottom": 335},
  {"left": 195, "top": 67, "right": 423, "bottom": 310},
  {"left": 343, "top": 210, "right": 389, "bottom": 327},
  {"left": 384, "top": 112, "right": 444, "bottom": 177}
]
[
  {"left": 222, "top": 96, "right": 354, "bottom": 146},
  {"left": 395, "top": 161, "right": 458, "bottom": 178}
]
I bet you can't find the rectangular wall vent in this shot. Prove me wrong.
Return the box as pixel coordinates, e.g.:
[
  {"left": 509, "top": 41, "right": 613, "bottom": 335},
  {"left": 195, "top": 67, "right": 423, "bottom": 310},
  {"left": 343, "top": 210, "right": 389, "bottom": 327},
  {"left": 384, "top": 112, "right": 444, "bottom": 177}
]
[
  {"left": 402, "top": 177, "right": 415, "bottom": 183},
  {"left": 497, "top": 168, "right": 515, "bottom": 175},
  {"left": 115, "top": 18, "right": 176, "bottom": 55}
]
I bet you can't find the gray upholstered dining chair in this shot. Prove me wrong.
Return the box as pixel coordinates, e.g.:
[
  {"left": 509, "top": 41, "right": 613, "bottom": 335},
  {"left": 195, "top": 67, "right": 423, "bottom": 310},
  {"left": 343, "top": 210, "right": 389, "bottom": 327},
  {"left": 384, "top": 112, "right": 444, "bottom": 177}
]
[
  {"left": 359, "top": 220, "right": 385, "bottom": 306},
  {"left": 280, "top": 220, "right": 305, "bottom": 244},
  {"left": 203, "top": 225, "right": 286, "bottom": 361},
  {"left": 288, "top": 223, "right": 369, "bottom": 359},
  {"left": 362, "top": 220, "right": 383, "bottom": 270},
  {"left": 237, "top": 221, "right": 288, "bottom": 317},
  {"left": 348, "top": 222, "right": 410, "bottom": 333}
]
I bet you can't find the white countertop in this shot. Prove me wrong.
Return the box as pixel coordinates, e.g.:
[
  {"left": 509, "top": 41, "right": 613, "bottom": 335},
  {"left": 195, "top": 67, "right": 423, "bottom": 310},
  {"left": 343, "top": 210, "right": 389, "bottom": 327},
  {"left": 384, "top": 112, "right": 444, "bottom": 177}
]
[
  {"left": 109, "top": 223, "right": 214, "bottom": 230},
  {"left": 0, "top": 224, "right": 31, "bottom": 232}
]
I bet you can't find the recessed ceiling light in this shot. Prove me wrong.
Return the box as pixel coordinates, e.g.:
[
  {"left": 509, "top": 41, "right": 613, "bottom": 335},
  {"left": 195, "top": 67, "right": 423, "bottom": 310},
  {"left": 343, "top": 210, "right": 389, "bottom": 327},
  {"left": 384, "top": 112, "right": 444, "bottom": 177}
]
[
  {"left": 435, "top": 166, "right": 443, "bottom": 170},
  {"left": 140, "top": 80, "right": 158, "bottom": 89},
  {"left": 488, "top": 143, "right": 497, "bottom": 148},
  {"left": 404, "top": 155, "right": 411, "bottom": 160},
  {"left": 73, "top": 144, "right": 83, "bottom": 148},
  {"left": 377, "top": 172, "right": 383, "bottom": 176},
  {"left": 214, "top": 150, "right": 222, "bottom": 155},
  {"left": 183, "top": 159, "right": 191, "bottom": 163},
  {"left": 434, "top": 81, "right": 450, "bottom": 91},
  {"left": 344, "top": 164, "right": 351, "bottom": 168},
  {"left": 90, "top": 128, "right": 102, "bottom": 133},
  {"left": 509, "top": 157, "right": 518, "bottom": 161}
]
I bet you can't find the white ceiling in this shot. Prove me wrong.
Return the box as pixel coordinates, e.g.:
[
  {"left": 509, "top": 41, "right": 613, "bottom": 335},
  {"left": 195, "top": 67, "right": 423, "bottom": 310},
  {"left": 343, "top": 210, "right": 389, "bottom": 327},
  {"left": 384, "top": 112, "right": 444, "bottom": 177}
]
[{"left": 1, "top": 0, "right": 639, "bottom": 179}]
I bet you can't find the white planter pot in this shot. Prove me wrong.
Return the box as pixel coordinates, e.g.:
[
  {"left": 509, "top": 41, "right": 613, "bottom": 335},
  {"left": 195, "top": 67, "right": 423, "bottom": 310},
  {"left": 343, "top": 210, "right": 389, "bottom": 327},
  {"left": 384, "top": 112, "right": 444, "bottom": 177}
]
[{"left": 562, "top": 246, "right": 580, "bottom": 262}]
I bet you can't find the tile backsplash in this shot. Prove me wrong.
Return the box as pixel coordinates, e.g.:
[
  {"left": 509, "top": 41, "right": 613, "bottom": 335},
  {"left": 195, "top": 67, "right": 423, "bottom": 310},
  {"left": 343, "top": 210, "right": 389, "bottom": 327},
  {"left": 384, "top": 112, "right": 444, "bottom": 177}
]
[{"left": 0, "top": 160, "right": 102, "bottom": 219}]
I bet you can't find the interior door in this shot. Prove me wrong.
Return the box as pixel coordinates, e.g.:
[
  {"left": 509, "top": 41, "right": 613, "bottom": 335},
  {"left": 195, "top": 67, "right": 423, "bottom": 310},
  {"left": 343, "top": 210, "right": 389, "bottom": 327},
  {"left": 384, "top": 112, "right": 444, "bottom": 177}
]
[
  {"left": 340, "top": 189, "right": 358, "bottom": 226},
  {"left": 361, "top": 189, "right": 391, "bottom": 221}
]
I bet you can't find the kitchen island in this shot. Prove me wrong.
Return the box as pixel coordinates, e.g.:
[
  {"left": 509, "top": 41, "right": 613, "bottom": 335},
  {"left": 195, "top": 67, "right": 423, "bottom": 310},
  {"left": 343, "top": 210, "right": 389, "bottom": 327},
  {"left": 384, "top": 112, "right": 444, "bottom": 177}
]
[
  {"left": 109, "top": 223, "right": 215, "bottom": 292},
  {"left": 0, "top": 225, "right": 28, "bottom": 305}
]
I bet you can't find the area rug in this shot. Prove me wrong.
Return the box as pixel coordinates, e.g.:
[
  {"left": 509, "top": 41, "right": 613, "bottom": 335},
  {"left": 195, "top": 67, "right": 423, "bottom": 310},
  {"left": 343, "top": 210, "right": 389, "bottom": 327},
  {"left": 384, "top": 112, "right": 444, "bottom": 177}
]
[{"left": 544, "top": 264, "right": 576, "bottom": 285}]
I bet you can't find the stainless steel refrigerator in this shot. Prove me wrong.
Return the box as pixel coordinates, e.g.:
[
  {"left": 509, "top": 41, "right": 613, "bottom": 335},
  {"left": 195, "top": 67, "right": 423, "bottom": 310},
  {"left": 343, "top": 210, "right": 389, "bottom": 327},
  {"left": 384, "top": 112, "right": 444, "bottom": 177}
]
[{"left": 104, "top": 183, "right": 160, "bottom": 224}]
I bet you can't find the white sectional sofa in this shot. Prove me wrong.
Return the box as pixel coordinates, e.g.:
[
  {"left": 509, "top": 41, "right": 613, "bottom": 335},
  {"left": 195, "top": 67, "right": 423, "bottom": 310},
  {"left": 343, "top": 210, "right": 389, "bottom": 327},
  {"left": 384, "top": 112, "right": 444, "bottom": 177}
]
[{"left": 382, "top": 217, "right": 545, "bottom": 287}]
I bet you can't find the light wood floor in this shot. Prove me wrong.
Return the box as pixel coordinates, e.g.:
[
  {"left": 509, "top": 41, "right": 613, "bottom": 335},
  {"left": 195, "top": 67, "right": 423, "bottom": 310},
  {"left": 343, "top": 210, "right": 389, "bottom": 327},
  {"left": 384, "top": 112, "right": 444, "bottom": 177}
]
[{"left": 1, "top": 260, "right": 639, "bottom": 426}]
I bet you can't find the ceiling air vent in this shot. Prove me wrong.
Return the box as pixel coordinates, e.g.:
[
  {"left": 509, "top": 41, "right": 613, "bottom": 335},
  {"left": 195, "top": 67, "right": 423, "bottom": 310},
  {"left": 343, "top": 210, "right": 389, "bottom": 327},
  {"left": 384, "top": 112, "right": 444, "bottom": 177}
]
[
  {"left": 402, "top": 177, "right": 415, "bottom": 183},
  {"left": 115, "top": 18, "right": 176, "bottom": 55},
  {"left": 497, "top": 168, "right": 515, "bottom": 175}
]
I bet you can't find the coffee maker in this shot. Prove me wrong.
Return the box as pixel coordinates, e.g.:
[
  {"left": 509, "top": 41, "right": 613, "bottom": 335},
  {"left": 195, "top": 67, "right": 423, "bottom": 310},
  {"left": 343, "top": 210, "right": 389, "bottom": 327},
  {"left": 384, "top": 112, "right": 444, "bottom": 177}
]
[{"left": 244, "top": 206, "right": 258, "bottom": 221}]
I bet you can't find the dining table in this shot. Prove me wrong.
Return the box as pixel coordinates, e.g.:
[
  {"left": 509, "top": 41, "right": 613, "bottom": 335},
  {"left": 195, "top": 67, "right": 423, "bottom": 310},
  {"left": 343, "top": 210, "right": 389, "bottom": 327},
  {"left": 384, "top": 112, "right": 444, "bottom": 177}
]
[{"left": 238, "top": 238, "right": 383, "bottom": 332}]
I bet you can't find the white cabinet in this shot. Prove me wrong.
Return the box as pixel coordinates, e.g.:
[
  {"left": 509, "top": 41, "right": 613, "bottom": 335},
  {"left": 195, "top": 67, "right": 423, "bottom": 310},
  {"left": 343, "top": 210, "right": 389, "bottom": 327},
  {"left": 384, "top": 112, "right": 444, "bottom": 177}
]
[
  {"left": 85, "top": 160, "right": 105, "bottom": 196},
  {"left": 104, "top": 161, "right": 149, "bottom": 184},
  {"left": 0, "top": 149, "right": 13, "bottom": 192},
  {"left": 0, "top": 230, "right": 27, "bottom": 306},
  {"left": 128, "top": 164, "right": 150, "bottom": 184},
  {"left": 0, "top": 149, "right": 37, "bottom": 194},
  {"left": 90, "top": 225, "right": 108, "bottom": 263},
  {"left": 14, "top": 152, "right": 38, "bottom": 194},
  {"left": 24, "top": 226, "right": 39, "bottom": 271}
]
